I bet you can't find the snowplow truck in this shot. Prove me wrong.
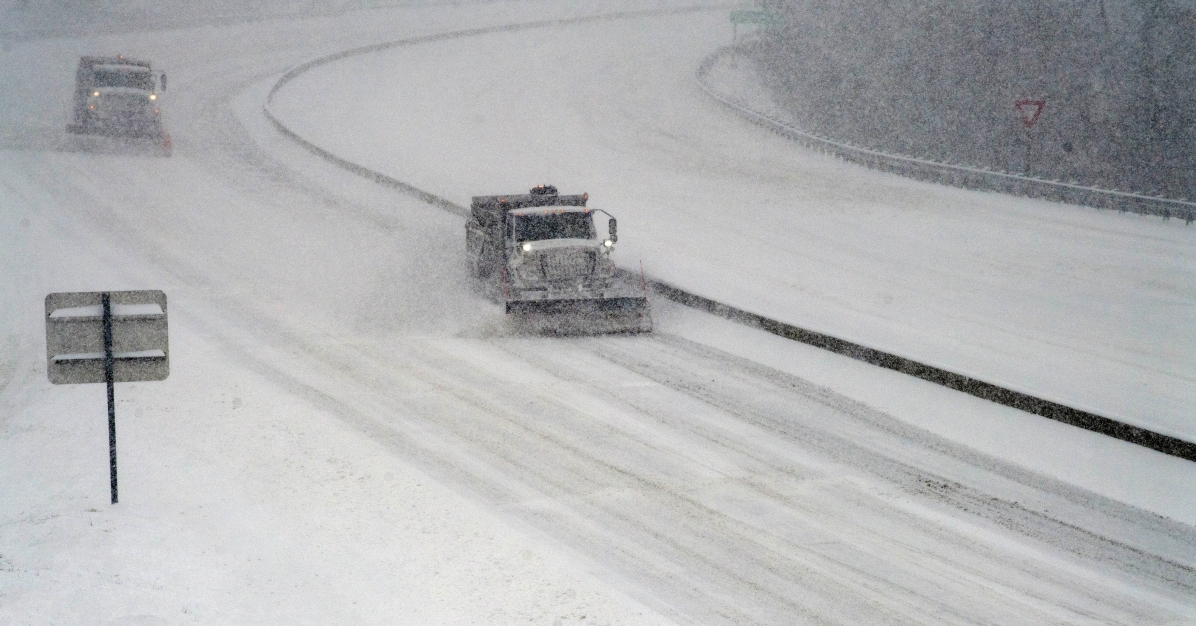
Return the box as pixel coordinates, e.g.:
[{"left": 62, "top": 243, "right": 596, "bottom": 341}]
[
  {"left": 67, "top": 56, "right": 171, "bottom": 154},
  {"left": 466, "top": 185, "right": 652, "bottom": 334}
]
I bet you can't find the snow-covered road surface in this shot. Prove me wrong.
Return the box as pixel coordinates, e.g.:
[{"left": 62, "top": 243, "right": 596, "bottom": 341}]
[
  {"left": 268, "top": 9, "right": 1196, "bottom": 442},
  {"left": 3, "top": 2, "right": 1195, "bottom": 624}
]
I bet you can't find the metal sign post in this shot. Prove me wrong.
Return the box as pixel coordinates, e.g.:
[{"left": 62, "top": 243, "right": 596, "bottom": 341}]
[
  {"left": 1016, "top": 99, "right": 1046, "bottom": 175},
  {"left": 102, "top": 293, "right": 117, "bottom": 502},
  {"left": 46, "top": 290, "right": 169, "bottom": 504}
]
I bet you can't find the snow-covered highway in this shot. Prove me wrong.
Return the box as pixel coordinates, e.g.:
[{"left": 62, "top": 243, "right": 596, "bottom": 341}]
[
  {"left": 2, "top": 2, "right": 1195, "bottom": 624},
  {"left": 267, "top": 8, "right": 1196, "bottom": 441}
]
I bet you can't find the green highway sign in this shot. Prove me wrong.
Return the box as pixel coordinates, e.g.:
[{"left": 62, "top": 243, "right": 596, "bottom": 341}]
[{"left": 730, "top": 9, "right": 780, "bottom": 26}]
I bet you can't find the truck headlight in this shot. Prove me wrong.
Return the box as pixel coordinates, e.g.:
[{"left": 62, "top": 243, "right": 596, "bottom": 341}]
[
  {"left": 92, "top": 91, "right": 100, "bottom": 97},
  {"left": 521, "top": 242, "right": 531, "bottom": 252},
  {"left": 603, "top": 239, "right": 614, "bottom": 248},
  {"left": 149, "top": 93, "right": 157, "bottom": 100}
]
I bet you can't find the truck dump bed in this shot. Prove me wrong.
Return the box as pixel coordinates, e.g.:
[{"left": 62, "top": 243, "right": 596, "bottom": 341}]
[{"left": 470, "top": 193, "right": 589, "bottom": 225}]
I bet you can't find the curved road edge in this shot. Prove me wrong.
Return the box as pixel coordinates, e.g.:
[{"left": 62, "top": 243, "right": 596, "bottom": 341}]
[
  {"left": 697, "top": 45, "right": 1196, "bottom": 223},
  {"left": 258, "top": 17, "right": 1196, "bottom": 463}
]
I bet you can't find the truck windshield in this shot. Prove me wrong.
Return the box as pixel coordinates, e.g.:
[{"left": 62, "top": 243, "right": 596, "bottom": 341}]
[
  {"left": 94, "top": 69, "right": 154, "bottom": 91},
  {"left": 514, "top": 212, "right": 596, "bottom": 242}
]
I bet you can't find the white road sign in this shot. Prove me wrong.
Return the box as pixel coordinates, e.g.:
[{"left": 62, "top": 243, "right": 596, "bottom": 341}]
[{"left": 46, "top": 290, "right": 169, "bottom": 384}]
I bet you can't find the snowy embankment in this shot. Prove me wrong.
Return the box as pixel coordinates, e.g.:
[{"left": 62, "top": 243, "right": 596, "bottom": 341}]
[
  {"left": 700, "top": 45, "right": 1196, "bottom": 222},
  {"left": 267, "top": 10, "right": 1196, "bottom": 445}
]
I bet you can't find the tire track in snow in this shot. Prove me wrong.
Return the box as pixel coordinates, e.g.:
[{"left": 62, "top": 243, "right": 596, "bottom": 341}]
[
  {"left": 230, "top": 327, "right": 1196, "bottom": 625},
  {"left": 424, "top": 337, "right": 1195, "bottom": 624},
  {"left": 163, "top": 295, "right": 1196, "bottom": 625}
]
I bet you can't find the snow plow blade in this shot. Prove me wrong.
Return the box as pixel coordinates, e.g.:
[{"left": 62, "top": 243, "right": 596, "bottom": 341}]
[
  {"left": 66, "top": 129, "right": 172, "bottom": 157},
  {"left": 506, "top": 296, "right": 652, "bottom": 335}
]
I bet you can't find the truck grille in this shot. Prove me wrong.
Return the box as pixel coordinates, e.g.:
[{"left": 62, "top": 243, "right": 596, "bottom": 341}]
[
  {"left": 101, "top": 94, "right": 149, "bottom": 116},
  {"left": 539, "top": 249, "right": 595, "bottom": 280}
]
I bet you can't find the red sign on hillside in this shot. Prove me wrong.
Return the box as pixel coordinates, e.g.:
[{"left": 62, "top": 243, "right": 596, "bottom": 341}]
[{"left": 1016, "top": 100, "right": 1046, "bottom": 128}]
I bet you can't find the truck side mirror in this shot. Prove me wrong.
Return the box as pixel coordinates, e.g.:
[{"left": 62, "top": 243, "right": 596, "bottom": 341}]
[
  {"left": 608, "top": 218, "right": 617, "bottom": 243},
  {"left": 160, "top": 73, "right": 167, "bottom": 92}
]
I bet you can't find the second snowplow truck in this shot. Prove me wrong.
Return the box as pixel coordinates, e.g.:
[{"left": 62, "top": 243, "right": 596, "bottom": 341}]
[
  {"left": 466, "top": 185, "right": 651, "bottom": 334},
  {"left": 67, "top": 55, "right": 171, "bottom": 155}
]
